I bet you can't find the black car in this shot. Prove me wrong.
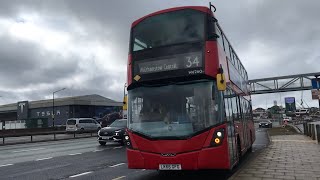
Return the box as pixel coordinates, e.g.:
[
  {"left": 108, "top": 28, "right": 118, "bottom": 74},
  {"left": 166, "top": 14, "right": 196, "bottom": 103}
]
[
  {"left": 97, "top": 119, "right": 127, "bottom": 145},
  {"left": 259, "top": 120, "right": 272, "bottom": 128}
]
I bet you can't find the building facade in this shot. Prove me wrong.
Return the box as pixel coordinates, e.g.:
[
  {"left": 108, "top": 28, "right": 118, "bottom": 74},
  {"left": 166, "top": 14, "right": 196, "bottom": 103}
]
[{"left": 0, "top": 94, "right": 122, "bottom": 128}]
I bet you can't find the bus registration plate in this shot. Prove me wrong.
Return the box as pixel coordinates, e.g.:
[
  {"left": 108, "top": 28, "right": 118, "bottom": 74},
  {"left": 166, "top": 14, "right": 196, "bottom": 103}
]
[{"left": 159, "top": 164, "right": 181, "bottom": 170}]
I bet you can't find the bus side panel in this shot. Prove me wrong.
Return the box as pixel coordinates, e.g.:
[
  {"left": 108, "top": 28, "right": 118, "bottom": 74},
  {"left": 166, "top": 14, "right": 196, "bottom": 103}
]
[
  {"left": 205, "top": 41, "right": 219, "bottom": 78},
  {"left": 198, "top": 146, "right": 230, "bottom": 169},
  {"left": 216, "top": 40, "right": 230, "bottom": 83},
  {"left": 198, "top": 123, "right": 230, "bottom": 169},
  {"left": 127, "top": 149, "right": 145, "bottom": 169}
]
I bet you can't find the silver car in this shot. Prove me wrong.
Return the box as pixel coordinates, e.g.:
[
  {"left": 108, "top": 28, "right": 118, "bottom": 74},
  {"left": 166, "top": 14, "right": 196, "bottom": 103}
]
[{"left": 66, "top": 118, "right": 101, "bottom": 132}]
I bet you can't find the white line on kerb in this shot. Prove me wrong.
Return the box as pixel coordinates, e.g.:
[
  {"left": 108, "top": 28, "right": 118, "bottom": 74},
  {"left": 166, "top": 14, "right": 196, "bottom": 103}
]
[
  {"left": 112, "top": 176, "right": 126, "bottom": 180},
  {"left": 35, "top": 157, "right": 53, "bottom": 161},
  {"left": 68, "top": 153, "right": 82, "bottom": 156},
  {"left": 69, "top": 171, "right": 93, "bottom": 178},
  {"left": 109, "top": 163, "right": 125, "bottom": 168},
  {"left": 0, "top": 164, "right": 13, "bottom": 168},
  {"left": 13, "top": 148, "right": 46, "bottom": 153}
]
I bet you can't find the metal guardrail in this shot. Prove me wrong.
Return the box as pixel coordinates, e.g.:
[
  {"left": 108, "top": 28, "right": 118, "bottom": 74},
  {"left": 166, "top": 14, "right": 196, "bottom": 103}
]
[
  {"left": 0, "top": 130, "right": 98, "bottom": 145},
  {"left": 303, "top": 122, "right": 320, "bottom": 144}
]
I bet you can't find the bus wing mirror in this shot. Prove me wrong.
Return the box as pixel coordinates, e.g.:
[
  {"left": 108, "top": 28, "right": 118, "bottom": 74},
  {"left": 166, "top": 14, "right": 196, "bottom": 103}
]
[{"left": 217, "top": 67, "right": 226, "bottom": 91}]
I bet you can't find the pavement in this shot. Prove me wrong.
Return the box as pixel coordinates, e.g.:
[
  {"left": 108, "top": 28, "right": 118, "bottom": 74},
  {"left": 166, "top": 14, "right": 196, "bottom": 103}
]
[
  {"left": 0, "top": 124, "right": 269, "bottom": 180},
  {"left": 230, "top": 134, "right": 320, "bottom": 180}
]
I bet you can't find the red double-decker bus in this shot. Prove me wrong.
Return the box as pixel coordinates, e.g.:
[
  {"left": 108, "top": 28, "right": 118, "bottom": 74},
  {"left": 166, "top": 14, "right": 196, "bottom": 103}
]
[{"left": 124, "top": 4, "right": 255, "bottom": 171}]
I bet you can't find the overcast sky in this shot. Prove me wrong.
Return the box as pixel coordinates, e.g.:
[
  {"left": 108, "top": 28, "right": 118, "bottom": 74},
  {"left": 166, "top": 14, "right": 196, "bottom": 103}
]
[{"left": 0, "top": 0, "right": 319, "bottom": 109}]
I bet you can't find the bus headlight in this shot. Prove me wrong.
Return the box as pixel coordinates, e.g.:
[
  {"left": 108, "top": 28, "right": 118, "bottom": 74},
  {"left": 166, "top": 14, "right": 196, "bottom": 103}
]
[
  {"left": 217, "top": 131, "right": 222, "bottom": 137},
  {"left": 125, "top": 135, "right": 130, "bottom": 140},
  {"left": 211, "top": 128, "right": 225, "bottom": 147},
  {"left": 124, "top": 132, "right": 132, "bottom": 149}
]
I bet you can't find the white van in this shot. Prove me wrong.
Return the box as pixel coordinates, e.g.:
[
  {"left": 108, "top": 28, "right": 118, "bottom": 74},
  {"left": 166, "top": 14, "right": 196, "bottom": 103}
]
[{"left": 66, "top": 118, "right": 101, "bottom": 132}]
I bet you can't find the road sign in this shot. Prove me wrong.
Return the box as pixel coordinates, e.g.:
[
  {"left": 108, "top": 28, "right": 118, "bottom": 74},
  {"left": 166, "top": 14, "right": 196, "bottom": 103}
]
[
  {"left": 311, "top": 89, "right": 320, "bottom": 100},
  {"left": 311, "top": 78, "right": 320, "bottom": 89}
]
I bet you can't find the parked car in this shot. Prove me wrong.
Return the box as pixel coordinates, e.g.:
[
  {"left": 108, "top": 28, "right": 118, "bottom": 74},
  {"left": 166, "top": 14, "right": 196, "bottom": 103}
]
[
  {"left": 259, "top": 120, "right": 272, "bottom": 128},
  {"left": 66, "top": 118, "right": 101, "bottom": 132},
  {"left": 97, "top": 119, "right": 127, "bottom": 145}
]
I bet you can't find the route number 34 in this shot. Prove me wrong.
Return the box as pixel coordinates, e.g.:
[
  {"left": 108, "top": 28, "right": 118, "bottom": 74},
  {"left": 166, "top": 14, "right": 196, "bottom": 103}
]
[{"left": 185, "top": 56, "right": 200, "bottom": 68}]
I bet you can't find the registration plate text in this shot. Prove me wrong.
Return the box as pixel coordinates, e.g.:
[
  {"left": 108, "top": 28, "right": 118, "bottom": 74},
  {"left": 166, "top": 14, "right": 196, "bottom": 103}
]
[{"left": 159, "top": 164, "right": 181, "bottom": 170}]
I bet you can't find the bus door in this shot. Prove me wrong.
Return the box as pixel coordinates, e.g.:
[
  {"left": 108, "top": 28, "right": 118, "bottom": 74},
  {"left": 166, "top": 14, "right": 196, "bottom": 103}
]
[{"left": 224, "top": 89, "right": 237, "bottom": 166}]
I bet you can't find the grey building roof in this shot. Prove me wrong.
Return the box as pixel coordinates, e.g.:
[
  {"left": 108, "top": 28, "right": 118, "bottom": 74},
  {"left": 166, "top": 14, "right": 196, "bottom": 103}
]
[{"left": 0, "top": 94, "right": 122, "bottom": 113}]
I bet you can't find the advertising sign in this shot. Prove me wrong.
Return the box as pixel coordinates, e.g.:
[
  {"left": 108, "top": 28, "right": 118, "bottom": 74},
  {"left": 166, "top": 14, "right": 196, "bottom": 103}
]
[
  {"left": 285, "top": 97, "right": 296, "bottom": 112},
  {"left": 311, "top": 89, "right": 320, "bottom": 100}
]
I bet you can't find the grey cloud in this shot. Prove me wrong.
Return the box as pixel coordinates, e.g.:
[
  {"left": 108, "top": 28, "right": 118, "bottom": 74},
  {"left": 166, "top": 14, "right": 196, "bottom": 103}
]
[{"left": 0, "top": 36, "right": 79, "bottom": 88}]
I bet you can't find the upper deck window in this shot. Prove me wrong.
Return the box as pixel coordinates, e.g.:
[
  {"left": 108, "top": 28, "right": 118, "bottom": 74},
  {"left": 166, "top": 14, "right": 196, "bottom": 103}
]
[{"left": 131, "top": 9, "right": 205, "bottom": 52}]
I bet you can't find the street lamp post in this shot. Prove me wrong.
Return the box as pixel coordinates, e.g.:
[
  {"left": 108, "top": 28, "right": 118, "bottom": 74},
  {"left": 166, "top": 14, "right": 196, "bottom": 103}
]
[{"left": 52, "top": 88, "right": 66, "bottom": 127}]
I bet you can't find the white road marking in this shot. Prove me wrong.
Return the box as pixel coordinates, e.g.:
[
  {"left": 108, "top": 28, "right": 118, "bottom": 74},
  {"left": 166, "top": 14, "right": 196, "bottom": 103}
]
[
  {"left": 35, "top": 157, "right": 53, "bottom": 161},
  {"left": 113, "top": 146, "right": 123, "bottom": 149},
  {"left": 69, "top": 171, "right": 93, "bottom": 178},
  {"left": 13, "top": 148, "right": 46, "bottom": 153},
  {"left": 68, "top": 153, "right": 82, "bottom": 156},
  {"left": 112, "top": 176, "right": 126, "bottom": 180},
  {"left": 109, "top": 163, "right": 125, "bottom": 168},
  {"left": 92, "top": 149, "right": 104, "bottom": 152},
  {"left": 0, "top": 164, "right": 13, "bottom": 168}
]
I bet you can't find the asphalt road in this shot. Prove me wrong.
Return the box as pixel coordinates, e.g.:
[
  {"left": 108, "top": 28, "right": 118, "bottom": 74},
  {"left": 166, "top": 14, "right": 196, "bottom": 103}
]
[{"left": 0, "top": 125, "right": 269, "bottom": 180}]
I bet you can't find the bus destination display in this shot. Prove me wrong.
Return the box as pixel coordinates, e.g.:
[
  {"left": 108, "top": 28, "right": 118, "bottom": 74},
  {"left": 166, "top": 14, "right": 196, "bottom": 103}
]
[{"left": 135, "top": 52, "right": 203, "bottom": 75}]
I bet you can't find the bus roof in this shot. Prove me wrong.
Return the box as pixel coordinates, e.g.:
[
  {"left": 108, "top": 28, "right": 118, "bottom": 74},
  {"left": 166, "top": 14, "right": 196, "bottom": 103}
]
[{"left": 131, "top": 6, "right": 213, "bottom": 28}]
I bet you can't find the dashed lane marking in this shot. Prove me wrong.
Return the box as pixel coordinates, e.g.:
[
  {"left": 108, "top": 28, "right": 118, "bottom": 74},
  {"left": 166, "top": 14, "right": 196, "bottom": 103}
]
[
  {"left": 69, "top": 171, "right": 93, "bottom": 178},
  {"left": 35, "top": 157, "right": 53, "bottom": 161},
  {"left": 0, "top": 164, "right": 13, "bottom": 168},
  {"left": 109, "top": 163, "right": 125, "bottom": 168},
  {"left": 112, "top": 176, "right": 126, "bottom": 180},
  {"left": 13, "top": 148, "right": 46, "bottom": 153},
  {"left": 113, "top": 146, "right": 123, "bottom": 149},
  {"left": 68, "top": 153, "right": 82, "bottom": 156},
  {"left": 92, "top": 149, "right": 104, "bottom": 152}
]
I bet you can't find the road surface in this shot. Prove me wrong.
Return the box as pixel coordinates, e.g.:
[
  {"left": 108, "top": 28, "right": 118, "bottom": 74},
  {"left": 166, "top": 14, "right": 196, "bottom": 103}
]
[{"left": 0, "top": 125, "right": 269, "bottom": 180}]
